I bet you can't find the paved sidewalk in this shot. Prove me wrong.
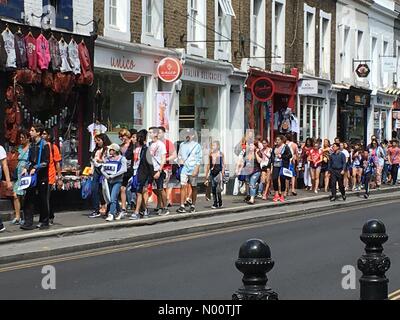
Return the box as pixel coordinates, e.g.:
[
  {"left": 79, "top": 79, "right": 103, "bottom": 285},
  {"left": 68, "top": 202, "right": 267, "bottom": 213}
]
[{"left": 0, "top": 184, "right": 399, "bottom": 244}]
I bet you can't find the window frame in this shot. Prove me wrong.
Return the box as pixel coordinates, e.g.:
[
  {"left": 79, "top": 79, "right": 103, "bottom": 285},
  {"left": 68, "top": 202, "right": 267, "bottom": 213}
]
[
  {"left": 319, "top": 10, "right": 331, "bottom": 80},
  {"left": 141, "top": 0, "right": 164, "bottom": 47},
  {"left": 303, "top": 4, "right": 316, "bottom": 76},
  {"left": 271, "top": 0, "right": 286, "bottom": 72},
  {"left": 187, "top": 0, "right": 207, "bottom": 58},
  {"left": 104, "top": 0, "right": 131, "bottom": 42},
  {"left": 214, "top": 0, "right": 232, "bottom": 61}
]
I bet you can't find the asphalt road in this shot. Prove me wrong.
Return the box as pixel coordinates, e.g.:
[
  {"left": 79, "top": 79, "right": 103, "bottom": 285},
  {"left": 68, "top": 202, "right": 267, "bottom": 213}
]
[{"left": 0, "top": 201, "right": 400, "bottom": 300}]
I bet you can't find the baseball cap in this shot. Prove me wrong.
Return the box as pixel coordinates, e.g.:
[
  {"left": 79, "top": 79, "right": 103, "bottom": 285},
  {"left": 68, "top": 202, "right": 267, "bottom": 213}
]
[{"left": 107, "top": 143, "right": 120, "bottom": 152}]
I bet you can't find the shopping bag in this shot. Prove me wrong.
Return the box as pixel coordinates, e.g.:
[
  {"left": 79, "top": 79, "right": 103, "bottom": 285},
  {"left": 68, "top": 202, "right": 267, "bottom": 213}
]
[
  {"left": 102, "top": 179, "right": 111, "bottom": 204},
  {"left": 233, "top": 177, "right": 240, "bottom": 196}
]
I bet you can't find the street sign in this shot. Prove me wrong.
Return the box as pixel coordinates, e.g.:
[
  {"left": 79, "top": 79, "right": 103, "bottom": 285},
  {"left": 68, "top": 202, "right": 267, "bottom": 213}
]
[{"left": 355, "top": 63, "right": 370, "bottom": 78}]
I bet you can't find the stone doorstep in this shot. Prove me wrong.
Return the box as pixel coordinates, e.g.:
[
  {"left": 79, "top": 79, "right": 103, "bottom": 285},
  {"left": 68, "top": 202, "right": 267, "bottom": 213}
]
[{"left": 0, "top": 186, "right": 399, "bottom": 246}]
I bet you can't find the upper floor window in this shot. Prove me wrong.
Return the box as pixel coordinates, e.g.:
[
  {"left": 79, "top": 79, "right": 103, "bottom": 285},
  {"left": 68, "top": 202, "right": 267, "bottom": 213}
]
[
  {"left": 371, "top": 36, "right": 379, "bottom": 86},
  {"left": 142, "top": 0, "right": 164, "bottom": 47},
  {"left": 104, "top": 0, "right": 130, "bottom": 42},
  {"left": 0, "top": 0, "right": 24, "bottom": 21},
  {"left": 109, "top": 0, "right": 117, "bottom": 27},
  {"left": 187, "top": 0, "right": 206, "bottom": 57},
  {"left": 272, "top": 0, "right": 285, "bottom": 72},
  {"left": 303, "top": 4, "right": 315, "bottom": 75},
  {"left": 43, "top": 0, "right": 73, "bottom": 31},
  {"left": 342, "top": 26, "right": 351, "bottom": 80},
  {"left": 320, "top": 11, "right": 331, "bottom": 79},
  {"left": 356, "top": 30, "right": 364, "bottom": 60},
  {"left": 215, "top": 0, "right": 234, "bottom": 61},
  {"left": 251, "top": 0, "right": 265, "bottom": 68}
]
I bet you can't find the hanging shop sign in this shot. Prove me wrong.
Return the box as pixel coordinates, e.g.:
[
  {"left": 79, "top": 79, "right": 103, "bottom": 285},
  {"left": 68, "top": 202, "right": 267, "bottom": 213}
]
[
  {"left": 157, "top": 57, "right": 183, "bottom": 83},
  {"left": 355, "top": 63, "right": 370, "bottom": 78},
  {"left": 251, "top": 77, "right": 275, "bottom": 102},
  {"left": 382, "top": 57, "right": 397, "bottom": 73}
]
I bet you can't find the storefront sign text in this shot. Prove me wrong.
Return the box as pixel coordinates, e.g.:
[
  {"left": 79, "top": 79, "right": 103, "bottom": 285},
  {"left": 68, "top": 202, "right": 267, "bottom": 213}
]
[
  {"left": 251, "top": 77, "right": 275, "bottom": 102},
  {"left": 95, "top": 46, "right": 157, "bottom": 75},
  {"left": 182, "top": 66, "right": 226, "bottom": 85},
  {"left": 298, "top": 80, "right": 318, "bottom": 95}
]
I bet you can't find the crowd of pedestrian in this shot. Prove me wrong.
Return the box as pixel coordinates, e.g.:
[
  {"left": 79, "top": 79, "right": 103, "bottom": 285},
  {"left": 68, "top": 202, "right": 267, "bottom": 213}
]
[{"left": 1, "top": 124, "right": 399, "bottom": 233}]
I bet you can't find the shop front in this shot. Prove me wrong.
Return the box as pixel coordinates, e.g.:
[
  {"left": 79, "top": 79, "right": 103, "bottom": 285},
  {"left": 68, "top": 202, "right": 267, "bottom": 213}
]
[
  {"left": 336, "top": 86, "right": 371, "bottom": 145},
  {"left": 0, "top": 20, "right": 95, "bottom": 208},
  {"left": 369, "top": 91, "right": 395, "bottom": 142},
  {"left": 297, "top": 77, "right": 333, "bottom": 142},
  {"left": 174, "top": 55, "right": 246, "bottom": 174},
  {"left": 245, "top": 68, "right": 298, "bottom": 143},
  {"left": 93, "top": 38, "right": 180, "bottom": 144}
]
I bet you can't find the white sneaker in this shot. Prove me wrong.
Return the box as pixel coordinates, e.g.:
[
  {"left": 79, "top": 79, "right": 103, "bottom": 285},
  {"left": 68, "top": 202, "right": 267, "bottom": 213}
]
[
  {"left": 105, "top": 214, "right": 114, "bottom": 222},
  {"left": 115, "top": 212, "right": 124, "bottom": 220}
]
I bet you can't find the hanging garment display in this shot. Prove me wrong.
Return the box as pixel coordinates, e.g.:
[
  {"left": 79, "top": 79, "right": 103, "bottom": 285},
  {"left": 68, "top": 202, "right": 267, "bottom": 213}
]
[
  {"left": 0, "top": 35, "right": 6, "bottom": 71},
  {"left": 2, "top": 29, "right": 17, "bottom": 69},
  {"left": 59, "top": 39, "right": 72, "bottom": 73},
  {"left": 24, "top": 32, "right": 37, "bottom": 71},
  {"left": 77, "top": 40, "right": 93, "bottom": 85},
  {"left": 68, "top": 39, "right": 81, "bottom": 75},
  {"left": 36, "top": 33, "right": 51, "bottom": 70},
  {"left": 48, "top": 35, "right": 62, "bottom": 72},
  {"left": 14, "top": 32, "right": 28, "bottom": 68}
]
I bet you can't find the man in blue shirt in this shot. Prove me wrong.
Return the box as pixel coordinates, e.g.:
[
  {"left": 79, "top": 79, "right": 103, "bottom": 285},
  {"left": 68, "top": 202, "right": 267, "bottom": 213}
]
[
  {"left": 329, "top": 143, "right": 347, "bottom": 202},
  {"left": 177, "top": 129, "right": 202, "bottom": 213}
]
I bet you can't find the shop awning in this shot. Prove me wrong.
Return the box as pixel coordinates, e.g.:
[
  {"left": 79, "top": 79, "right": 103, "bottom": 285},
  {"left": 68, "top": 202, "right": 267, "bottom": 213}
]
[{"left": 385, "top": 88, "right": 400, "bottom": 95}]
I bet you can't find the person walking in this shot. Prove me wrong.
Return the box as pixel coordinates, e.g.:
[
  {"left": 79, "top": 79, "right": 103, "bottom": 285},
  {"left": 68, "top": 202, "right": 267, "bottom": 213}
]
[
  {"left": 205, "top": 141, "right": 225, "bottom": 208},
  {"left": 308, "top": 141, "right": 322, "bottom": 194},
  {"left": 286, "top": 134, "right": 298, "bottom": 197},
  {"left": 302, "top": 138, "right": 313, "bottom": 191},
  {"left": 176, "top": 129, "right": 202, "bottom": 214},
  {"left": 361, "top": 149, "right": 375, "bottom": 199},
  {"left": 0, "top": 144, "right": 13, "bottom": 232},
  {"left": 388, "top": 140, "right": 400, "bottom": 185},
  {"left": 118, "top": 129, "right": 133, "bottom": 216},
  {"left": 259, "top": 139, "right": 272, "bottom": 200},
  {"left": 351, "top": 144, "right": 363, "bottom": 191},
  {"left": 329, "top": 143, "right": 347, "bottom": 202},
  {"left": 158, "top": 127, "right": 177, "bottom": 208},
  {"left": 101, "top": 143, "right": 127, "bottom": 222},
  {"left": 20, "top": 124, "right": 51, "bottom": 230},
  {"left": 11, "top": 130, "right": 30, "bottom": 225},
  {"left": 42, "top": 129, "right": 62, "bottom": 225},
  {"left": 89, "top": 133, "right": 111, "bottom": 218},
  {"left": 148, "top": 127, "right": 168, "bottom": 216},
  {"left": 369, "top": 140, "right": 385, "bottom": 189},
  {"left": 130, "top": 129, "right": 153, "bottom": 220},
  {"left": 271, "top": 136, "right": 292, "bottom": 203},
  {"left": 321, "top": 139, "right": 331, "bottom": 193}
]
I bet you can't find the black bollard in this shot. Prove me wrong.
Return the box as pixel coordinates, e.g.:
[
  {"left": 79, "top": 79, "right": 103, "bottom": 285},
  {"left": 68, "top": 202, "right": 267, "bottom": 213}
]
[
  {"left": 357, "top": 220, "right": 391, "bottom": 300},
  {"left": 232, "top": 239, "right": 278, "bottom": 300}
]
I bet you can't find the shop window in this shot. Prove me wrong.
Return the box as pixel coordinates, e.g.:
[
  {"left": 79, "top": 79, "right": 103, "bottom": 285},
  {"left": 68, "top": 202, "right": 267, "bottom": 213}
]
[
  {"left": 187, "top": 0, "right": 207, "bottom": 58},
  {"left": 300, "top": 97, "right": 323, "bottom": 142},
  {"left": 141, "top": 0, "right": 164, "bottom": 47},
  {"left": 215, "top": 0, "right": 233, "bottom": 61},
  {"left": 94, "top": 70, "right": 145, "bottom": 138},
  {"left": 43, "top": 0, "right": 73, "bottom": 31},
  {"left": 104, "top": 0, "right": 130, "bottom": 42},
  {"left": 271, "top": 0, "right": 285, "bottom": 72},
  {"left": 0, "top": 0, "right": 24, "bottom": 21},
  {"left": 179, "top": 83, "right": 219, "bottom": 149}
]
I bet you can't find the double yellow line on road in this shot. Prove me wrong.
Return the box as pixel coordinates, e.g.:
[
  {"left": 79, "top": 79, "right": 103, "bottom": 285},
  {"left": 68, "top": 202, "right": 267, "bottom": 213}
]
[{"left": 389, "top": 289, "right": 400, "bottom": 300}]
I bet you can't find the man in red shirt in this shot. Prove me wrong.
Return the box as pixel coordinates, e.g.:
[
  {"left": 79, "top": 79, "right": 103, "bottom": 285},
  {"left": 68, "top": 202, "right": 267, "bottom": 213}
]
[
  {"left": 388, "top": 140, "right": 400, "bottom": 185},
  {"left": 158, "top": 126, "right": 177, "bottom": 207},
  {"left": 43, "top": 130, "right": 62, "bottom": 225}
]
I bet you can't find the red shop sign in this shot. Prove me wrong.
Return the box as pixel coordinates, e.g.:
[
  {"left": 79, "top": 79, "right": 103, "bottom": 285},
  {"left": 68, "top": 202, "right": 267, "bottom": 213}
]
[
  {"left": 251, "top": 77, "right": 275, "bottom": 102},
  {"left": 157, "top": 57, "right": 183, "bottom": 83}
]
